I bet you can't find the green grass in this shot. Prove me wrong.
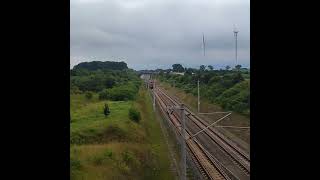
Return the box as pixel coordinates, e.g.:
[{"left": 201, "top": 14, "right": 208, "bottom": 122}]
[
  {"left": 71, "top": 94, "right": 146, "bottom": 144},
  {"left": 134, "top": 88, "right": 175, "bottom": 180},
  {"left": 70, "top": 143, "right": 149, "bottom": 180},
  {"left": 70, "top": 88, "right": 175, "bottom": 180}
]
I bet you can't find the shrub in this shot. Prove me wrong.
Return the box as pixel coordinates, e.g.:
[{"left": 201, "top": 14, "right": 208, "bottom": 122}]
[
  {"left": 91, "top": 155, "right": 104, "bottom": 165},
  {"left": 120, "top": 150, "right": 140, "bottom": 169},
  {"left": 70, "top": 158, "right": 82, "bottom": 170},
  {"left": 70, "top": 85, "right": 82, "bottom": 94},
  {"left": 85, "top": 91, "right": 93, "bottom": 99},
  {"left": 129, "top": 107, "right": 141, "bottom": 122},
  {"left": 117, "top": 162, "right": 130, "bottom": 174},
  {"left": 104, "top": 103, "right": 110, "bottom": 116},
  {"left": 98, "top": 82, "right": 140, "bottom": 101},
  {"left": 107, "top": 84, "right": 139, "bottom": 101},
  {"left": 215, "top": 80, "right": 249, "bottom": 113},
  {"left": 104, "top": 149, "right": 113, "bottom": 159},
  {"left": 122, "top": 150, "right": 134, "bottom": 163},
  {"left": 104, "top": 125, "right": 127, "bottom": 141},
  {"left": 99, "top": 90, "right": 108, "bottom": 100}
]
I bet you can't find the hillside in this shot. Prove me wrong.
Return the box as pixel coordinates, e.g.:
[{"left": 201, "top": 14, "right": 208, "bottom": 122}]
[{"left": 73, "top": 61, "right": 128, "bottom": 71}]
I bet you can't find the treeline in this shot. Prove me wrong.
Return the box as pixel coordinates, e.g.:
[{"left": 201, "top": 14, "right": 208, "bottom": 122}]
[
  {"left": 71, "top": 61, "right": 141, "bottom": 101},
  {"left": 158, "top": 64, "right": 250, "bottom": 115},
  {"left": 73, "top": 61, "right": 128, "bottom": 71}
]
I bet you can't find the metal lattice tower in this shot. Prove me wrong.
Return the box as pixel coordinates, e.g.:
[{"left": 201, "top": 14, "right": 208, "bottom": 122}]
[
  {"left": 233, "top": 25, "right": 239, "bottom": 67},
  {"left": 198, "top": 33, "right": 205, "bottom": 113},
  {"left": 202, "top": 33, "right": 206, "bottom": 56}
]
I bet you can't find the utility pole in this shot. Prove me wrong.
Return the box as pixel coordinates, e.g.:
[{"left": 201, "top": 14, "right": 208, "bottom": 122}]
[
  {"left": 153, "top": 81, "right": 156, "bottom": 111},
  {"left": 180, "top": 103, "right": 186, "bottom": 180},
  {"left": 197, "top": 79, "right": 200, "bottom": 113}
]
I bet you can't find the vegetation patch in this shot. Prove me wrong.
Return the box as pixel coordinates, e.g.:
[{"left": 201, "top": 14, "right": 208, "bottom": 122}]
[
  {"left": 70, "top": 62, "right": 174, "bottom": 179},
  {"left": 70, "top": 88, "right": 175, "bottom": 180},
  {"left": 158, "top": 64, "right": 250, "bottom": 115},
  {"left": 99, "top": 82, "right": 140, "bottom": 101},
  {"left": 129, "top": 107, "right": 141, "bottom": 122},
  {"left": 85, "top": 91, "right": 93, "bottom": 99}
]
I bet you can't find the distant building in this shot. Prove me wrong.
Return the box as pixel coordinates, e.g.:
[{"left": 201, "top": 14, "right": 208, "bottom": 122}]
[{"left": 170, "top": 71, "right": 185, "bottom": 76}]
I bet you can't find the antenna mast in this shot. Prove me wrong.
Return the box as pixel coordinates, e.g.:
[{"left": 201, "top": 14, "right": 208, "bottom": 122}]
[
  {"left": 233, "top": 25, "right": 239, "bottom": 67},
  {"left": 202, "top": 33, "right": 206, "bottom": 56},
  {"left": 198, "top": 34, "right": 206, "bottom": 113}
]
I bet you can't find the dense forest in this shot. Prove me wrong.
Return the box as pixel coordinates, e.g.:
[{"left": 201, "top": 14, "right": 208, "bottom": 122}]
[
  {"left": 70, "top": 61, "right": 141, "bottom": 101},
  {"left": 157, "top": 64, "right": 250, "bottom": 116}
]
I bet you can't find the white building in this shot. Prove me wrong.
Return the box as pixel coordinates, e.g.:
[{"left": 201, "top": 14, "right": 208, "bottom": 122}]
[{"left": 170, "top": 71, "right": 185, "bottom": 76}]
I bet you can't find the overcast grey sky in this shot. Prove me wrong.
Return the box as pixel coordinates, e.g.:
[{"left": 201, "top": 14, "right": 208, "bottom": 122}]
[{"left": 71, "top": 0, "right": 250, "bottom": 70}]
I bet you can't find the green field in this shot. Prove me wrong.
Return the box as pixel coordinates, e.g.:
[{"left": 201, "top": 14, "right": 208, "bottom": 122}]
[{"left": 70, "top": 88, "right": 175, "bottom": 180}]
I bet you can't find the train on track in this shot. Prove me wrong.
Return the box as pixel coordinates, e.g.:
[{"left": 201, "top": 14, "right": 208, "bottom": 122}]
[{"left": 148, "top": 80, "right": 154, "bottom": 89}]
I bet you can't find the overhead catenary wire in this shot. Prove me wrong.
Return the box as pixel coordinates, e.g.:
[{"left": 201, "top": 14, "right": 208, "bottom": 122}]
[{"left": 189, "top": 112, "right": 232, "bottom": 139}]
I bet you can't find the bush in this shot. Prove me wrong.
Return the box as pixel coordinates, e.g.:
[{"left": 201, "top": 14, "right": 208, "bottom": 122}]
[
  {"left": 104, "top": 149, "right": 113, "bottom": 159},
  {"left": 122, "top": 150, "right": 134, "bottom": 163},
  {"left": 104, "top": 103, "right": 110, "bottom": 116},
  {"left": 120, "top": 150, "right": 140, "bottom": 170},
  {"left": 70, "top": 158, "right": 82, "bottom": 170},
  {"left": 129, "top": 107, "right": 141, "bottom": 122},
  {"left": 98, "top": 82, "right": 140, "bottom": 101},
  {"left": 215, "top": 80, "right": 249, "bottom": 113},
  {"left": 85, "top": 91, "right": 93, "bottom": 99},
  {"left": 104, "top": 125, "right": 127, "bottom": 141},
  {"left": 70, "top": 158, "right": 82, "bottom": 178},
  {"left": 99, "top": 90, "right": 108, "bottom": 100},
  {"left": 91, "top": 155, "right": 104, "bottom": 165}
]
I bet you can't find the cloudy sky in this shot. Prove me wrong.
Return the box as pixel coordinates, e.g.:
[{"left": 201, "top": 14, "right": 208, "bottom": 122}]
[{"left": 71, "top": 0, "right": 250, "bottom": 70}]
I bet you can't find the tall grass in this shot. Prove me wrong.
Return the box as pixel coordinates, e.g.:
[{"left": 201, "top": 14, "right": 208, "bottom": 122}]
[{"left": 70, "top": 88, "right": 174, "bottom": 180}]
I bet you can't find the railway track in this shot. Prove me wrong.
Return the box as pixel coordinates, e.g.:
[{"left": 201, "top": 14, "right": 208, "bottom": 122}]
[
  {"left": 153, "top": 85, "right": 250, "bottom": 180},
  {"left": 154, "top": 88, "right": 231, "bottom": 180},
  {"left": 161, "top": 89, "right": 250, "bottom": 161}
]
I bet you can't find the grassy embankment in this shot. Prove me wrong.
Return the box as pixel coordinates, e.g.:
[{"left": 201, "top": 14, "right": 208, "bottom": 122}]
[{"left": 70, "top": 87, "right": 175, "bottom": 180}]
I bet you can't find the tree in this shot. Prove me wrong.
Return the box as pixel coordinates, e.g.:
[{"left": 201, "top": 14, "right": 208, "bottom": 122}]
[
  {"left": 200, "top": 65, "right": 206, "bottom": 71},
  {"left": 104, "top": 103, "right": 110, "bottom": 116},
  {"left": 232, "top": 72, "right": 244, "bottom": 84},
  {"left": 73, "top": 61, "right": 128, "bottom": 71},
  {"left": 104, "top": 77, "right": 115, "bottom": 88},
  {"left": 235, "top": 65, "right": 242, "bottom": 71},
  {"left": 185, "top": 68, "right": 194, "bottom": 75},
  {"left": 172, "top": 64, "right": 184, "bottom": 72},
  {"left": 226, "top": 65, "right": 231, "bottom": 71},
  {"left": 208, "top": 65, "right": 214, "bottom": 71}
]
